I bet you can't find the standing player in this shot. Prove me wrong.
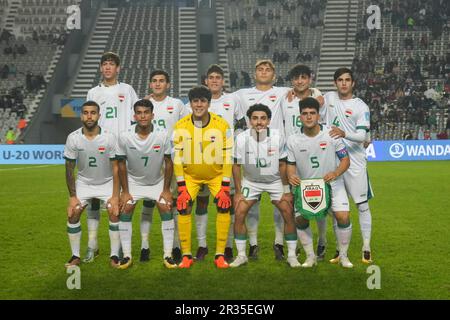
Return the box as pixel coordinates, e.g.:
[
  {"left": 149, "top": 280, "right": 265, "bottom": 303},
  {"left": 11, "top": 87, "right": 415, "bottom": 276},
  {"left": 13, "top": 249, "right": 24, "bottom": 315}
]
[
  {"left": 63, "top": 101, "right": 121, "bottom": 268},
  {"left": 281, "top": 64, "right": 328, "bottom": 261},
  {"left": 287, "top": 98, "right": 353, "bottom": 268},
  {"left": 230, "top": 104, "right": 300, "bottom": 268},
  {"left": 232, "top": 59, "right": 290, "bottom": 260},
  {"left": 116, "top": 99, "right": 177, "bottom": 269},
  {"left": 141, "top": 69, "right": 189, "bottom": 263},
  {"left": 187, "top": 64, "right": 245, "bottom": 262},
  {"left": 324, "top": 68, "right": 374, "bottom": 264},
  {"left": 173, "top": 86, "right": 233, "bottom": 269},
  {"left": 83, "top": 52, "right": 138, "bottom": 263}
]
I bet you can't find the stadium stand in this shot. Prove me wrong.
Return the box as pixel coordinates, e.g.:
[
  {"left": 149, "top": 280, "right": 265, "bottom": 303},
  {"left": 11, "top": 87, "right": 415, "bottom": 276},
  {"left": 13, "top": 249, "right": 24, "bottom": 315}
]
[
  {"left": 221, "top": 0, "right": 326, "bottom": 88},
  {"left": 72, "top": 1, "right": 179, "bottom": 99},
  {"left": 353, "top": 0, "right": 450, "bottom": 141},
  {"left": 0, "top": 0, "right": 78, "bottom": 143}
]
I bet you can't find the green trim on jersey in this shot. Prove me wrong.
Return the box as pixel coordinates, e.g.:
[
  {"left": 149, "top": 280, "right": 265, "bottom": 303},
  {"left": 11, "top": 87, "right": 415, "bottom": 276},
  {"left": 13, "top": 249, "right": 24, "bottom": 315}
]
[{"left": 356, "top": 126, "right": 369, "bottom": 132}]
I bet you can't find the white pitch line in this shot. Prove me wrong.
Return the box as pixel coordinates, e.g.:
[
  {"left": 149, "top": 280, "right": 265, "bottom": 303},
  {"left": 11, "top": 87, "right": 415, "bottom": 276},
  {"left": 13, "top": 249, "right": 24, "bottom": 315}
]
[{"left": 0, "top": 165, "right": 60, "bottom": 171}]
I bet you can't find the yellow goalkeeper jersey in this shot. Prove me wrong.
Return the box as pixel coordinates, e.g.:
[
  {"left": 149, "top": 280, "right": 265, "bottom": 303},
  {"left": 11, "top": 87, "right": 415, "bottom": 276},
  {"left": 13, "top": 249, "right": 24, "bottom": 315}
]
[{"left": 173, "top": 112, "right": 233, "bottom": 181}]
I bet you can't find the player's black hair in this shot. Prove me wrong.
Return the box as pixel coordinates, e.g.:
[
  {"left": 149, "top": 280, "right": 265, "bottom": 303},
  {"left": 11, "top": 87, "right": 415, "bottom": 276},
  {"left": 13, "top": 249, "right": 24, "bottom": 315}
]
[
  {"left": 206, "top": 64, "right": 224, "bottom": 78},
  {"left": 247, "top": 103, "right": 272, "bottom": 119},
  {"left": 82, "top": 100, "right": 100, "bottom": 112},
  {"left": 333, "top": 67, "right": 354, "bottom": 82},
  {"left": 100, "top": 52, "right": 120, "bottom": 66},
  {"left": 288, "top": 64, "right": 312, "bottom": 80},
  {"left": 133, "top": 99, "right": 154, "bottom": 112},
  {"left": 188, "top": 85, "right": 212, "bottom": 103},
  {"left": 299, "top": 97, "right": 320, "bottom": 113},
  {"left": 150, "top": 69, "right": 170, "bottom": 83}
]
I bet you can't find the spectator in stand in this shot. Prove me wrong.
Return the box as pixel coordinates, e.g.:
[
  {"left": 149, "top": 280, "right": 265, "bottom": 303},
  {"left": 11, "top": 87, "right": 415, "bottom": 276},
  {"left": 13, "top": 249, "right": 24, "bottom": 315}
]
[
  {"left": 17, "top": 117, "right": 27, "bottom": 134},
  {"left": 230, "top": 71, "right": 238, "bottom": 89},
  {"left": 403, "top": 130, "right": 413, "bottom": 140},
  {"left": 437, "top": 130, "right": 448, "bottom": 139},
  {"left": 424, "top": 129, "right": 431, "bottom": 140},
  {"left": 5, "top": 127, "right": 16, "bottom": 144}
]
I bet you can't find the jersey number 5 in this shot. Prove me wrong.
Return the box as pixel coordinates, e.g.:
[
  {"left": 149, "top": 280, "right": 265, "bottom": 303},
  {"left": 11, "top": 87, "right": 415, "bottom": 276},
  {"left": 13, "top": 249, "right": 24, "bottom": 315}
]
[{"left": 310, "top": 156, "right": 320, "bottom": 168}]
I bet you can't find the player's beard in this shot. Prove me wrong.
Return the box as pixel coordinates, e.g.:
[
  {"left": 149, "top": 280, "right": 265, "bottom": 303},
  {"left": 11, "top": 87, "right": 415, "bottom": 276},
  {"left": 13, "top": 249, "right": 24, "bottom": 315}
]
[{"left": 83, "top": 120, "right": 99, "bottom": 131}]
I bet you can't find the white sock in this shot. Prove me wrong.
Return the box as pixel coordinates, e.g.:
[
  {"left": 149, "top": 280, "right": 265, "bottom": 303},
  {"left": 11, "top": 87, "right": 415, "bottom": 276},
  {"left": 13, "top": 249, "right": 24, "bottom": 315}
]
[
  {"left": 235, "top": 238, "right": 247, "bottom": 257},
  {"left": 246, "top": 202, "right": 259, "bottom": 246},
  {"left": 286, "top": 240, "right": 297, "bottom": 258},
  {"left": 140, "top": 205, "right": 154, "bottom": 250},
  {"left": 316, "top": 217, "right": 327, "bottom": 246},
  {"left": 161, "top": 219, "right": 175, "bottom": 258},
  {"left": 119, "top": 215, "right": 132, "bottom": 259},
  {"left": 109, "top": 222, "right": 120, "bottom": 257},
  {"left": 336, "top": 223, "right": 352, "bottom": 257},
  {"left": 297, "top": 226, "right": 314, "bottom": 257},
  {"left": 67, "top": 221, "right": 81, "bottom": 257},
  {"left": 87, "top": 209, "right": 99, "bottom": 250},
  {"left": 226, "top": 213, "right": 235, "bottom": 248},
  {"left": 273, "top": 207, "right": 284, "bottom": 246},
  {"left": 332, "top": 215, "right": 339, "bottom": 251},
  {"left": 195, "top": 213, "right": 208, "bottom": 248},
  {"left": 357, "top": 202, "right": 372, "bottom": 251},
  {"left": 172, "top": 208, "right": 180, "bottom": 248}
]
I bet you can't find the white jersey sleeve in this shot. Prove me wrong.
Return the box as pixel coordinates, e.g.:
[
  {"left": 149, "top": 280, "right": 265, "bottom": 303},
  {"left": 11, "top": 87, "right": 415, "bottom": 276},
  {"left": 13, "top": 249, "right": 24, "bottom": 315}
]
[{"left": 64, "top": 133, "right": 78, "bottom": 161}]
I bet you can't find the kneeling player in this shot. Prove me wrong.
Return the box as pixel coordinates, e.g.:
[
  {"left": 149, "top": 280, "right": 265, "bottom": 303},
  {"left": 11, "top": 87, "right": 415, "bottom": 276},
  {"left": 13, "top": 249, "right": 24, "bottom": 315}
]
[
  {"left": 117, "top": 99, "right": 176, "bottom": 269},
  {"left": 230, "top": 104, "right": 300, "bottom": 268},
  {"left": 64, "top": 101, "right": 120, "bottom": 268},
  {"left": 286, "top": 97, "right": 353, "bottom": 268}
]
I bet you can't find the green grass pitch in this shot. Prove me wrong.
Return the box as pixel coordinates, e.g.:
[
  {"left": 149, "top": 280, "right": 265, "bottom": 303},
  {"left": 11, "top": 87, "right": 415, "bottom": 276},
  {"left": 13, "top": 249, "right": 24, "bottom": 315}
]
[{"left": 0, "top": 161, "right": 449, "bottom": 300}]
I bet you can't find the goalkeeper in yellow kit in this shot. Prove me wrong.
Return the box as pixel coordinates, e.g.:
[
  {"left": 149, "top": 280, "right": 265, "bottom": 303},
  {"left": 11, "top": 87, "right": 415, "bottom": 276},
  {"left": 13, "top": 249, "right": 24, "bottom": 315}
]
[{"left": 173, "top": 86, "right": 233, "bottom": 269}]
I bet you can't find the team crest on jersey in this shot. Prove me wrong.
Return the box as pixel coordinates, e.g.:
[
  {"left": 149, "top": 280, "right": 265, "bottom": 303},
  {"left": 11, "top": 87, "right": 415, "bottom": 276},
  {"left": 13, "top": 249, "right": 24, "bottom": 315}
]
[
  {"left": 345, "top": 109, "right": 352, "bottom": 117},
  {"left": 319, "top": 142, "right": 327, "bottom": 150},
  {"left": 223, "top": 103, "right": 230, "bottom": 110},
  {"left": 98, "top": 146, "right": 106, "bottom": 154},
  {"left": 153, "top": 144, "right": 161, "bottom": 152},
  {"left": 118, "top": 94, "right": 125, "bottom": 102},
  {"left": 269, "top": 95, "right": 277, "bottom": 102},
  {"left": 167, "top": 106, "right": 174, "bottom": 114},
  {"left": 303, "top": 184, "right": 324, "bottom": 210}
]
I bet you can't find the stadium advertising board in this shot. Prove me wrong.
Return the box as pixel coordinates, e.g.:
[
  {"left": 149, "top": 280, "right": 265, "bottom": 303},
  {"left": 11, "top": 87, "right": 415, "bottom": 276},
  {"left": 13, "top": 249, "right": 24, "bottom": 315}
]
[
  {"left": 1, "top": 140, "right": 449, "bottom": 164},
  {"left": 366, "top": 140, "right": 450, "bottom": 162}
]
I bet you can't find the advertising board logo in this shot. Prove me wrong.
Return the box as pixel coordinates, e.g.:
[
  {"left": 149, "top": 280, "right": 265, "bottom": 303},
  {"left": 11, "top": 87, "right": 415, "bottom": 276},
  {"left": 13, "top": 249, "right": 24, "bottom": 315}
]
[{"left": 389, "top": 143, "right": 404, "bottom": 158}]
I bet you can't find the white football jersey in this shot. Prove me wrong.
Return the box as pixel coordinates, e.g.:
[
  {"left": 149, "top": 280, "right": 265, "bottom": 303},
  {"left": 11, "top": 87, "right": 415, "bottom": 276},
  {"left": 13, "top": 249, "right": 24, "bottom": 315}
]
[
  {"left": 323, "top": 91, "right": 370, "bottom": 168},
  {"left": 86, "top": 82, "right": 138, "bottom": 138},
  {"left": 233, "top": 86, "right": 290, "bottom": 133},
  {"left": 186, "top": 93, "right": 244, "bottom": 133},
  {"left": 287, "top": 125, "right": 348, "bottom": 179},
  {"left": 234, "top": 128, "right": 287, "bottom": 184},
  {"left": 150, "top": 96, "right": 189, "bottom": 136},
  {"left": 64, "top": 127, "right": 118, "bottom": 185},
  {"left": 117, "top": 125, "right": 171, "bottom": 186},
  {"left": 282, "top": 87, "right": 323, "bottom": 136}
]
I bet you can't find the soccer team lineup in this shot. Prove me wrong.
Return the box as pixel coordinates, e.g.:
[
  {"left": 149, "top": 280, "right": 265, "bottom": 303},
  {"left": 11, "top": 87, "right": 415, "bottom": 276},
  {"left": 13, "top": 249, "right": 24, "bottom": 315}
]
[{"left": 64, "top": 51, "right": 375, "bottom": 271}]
